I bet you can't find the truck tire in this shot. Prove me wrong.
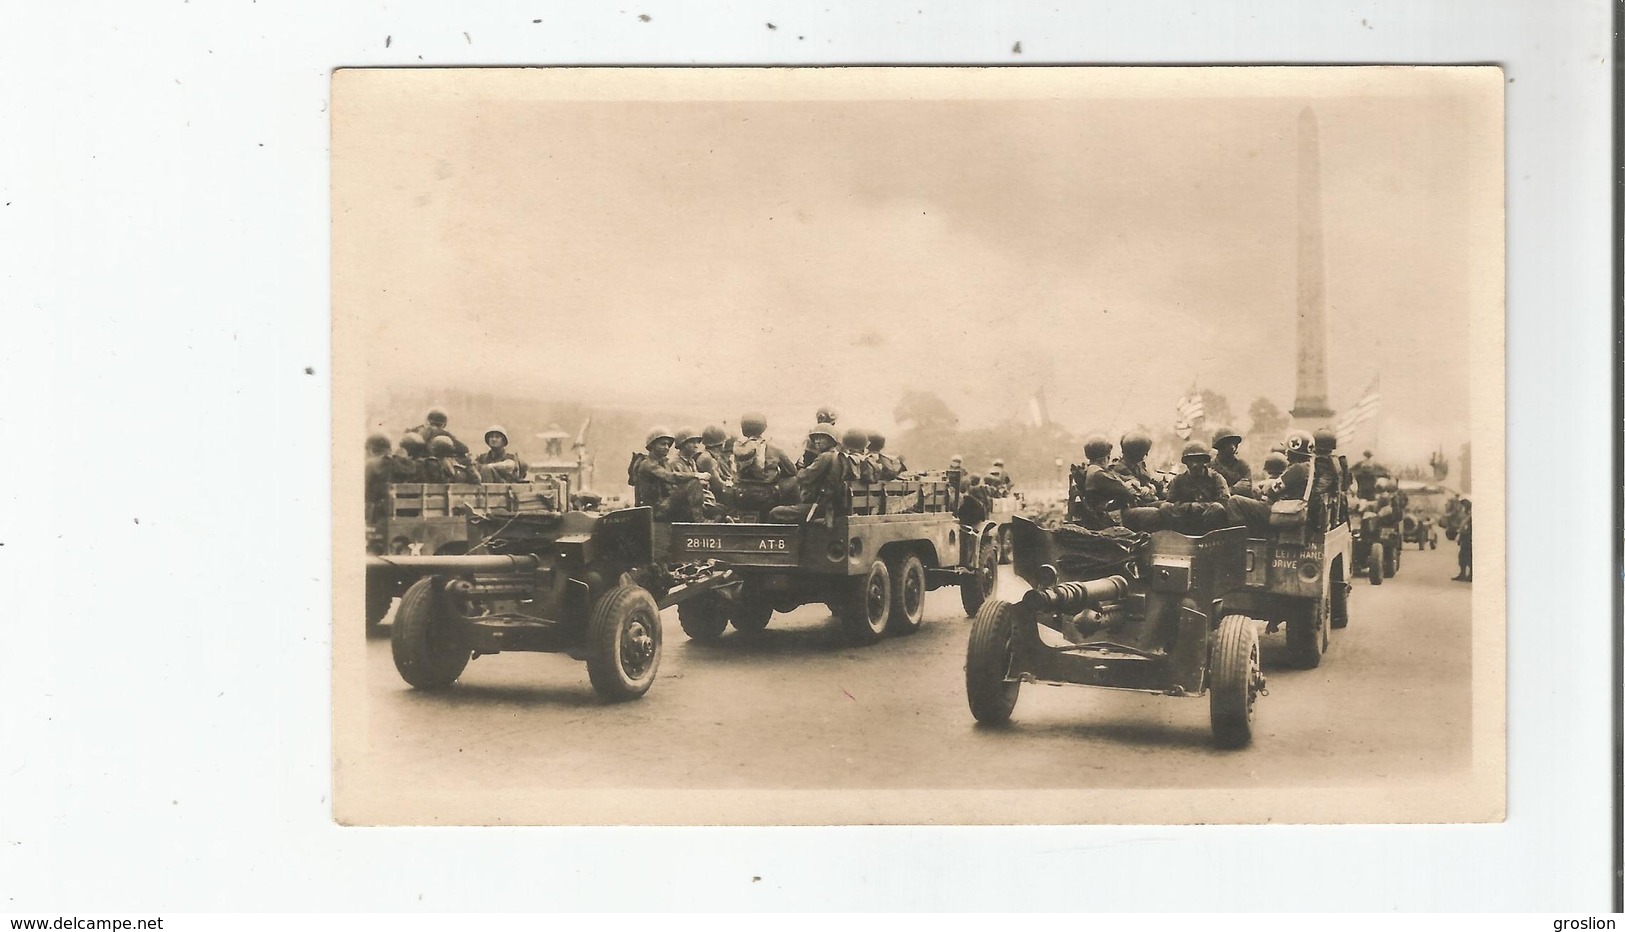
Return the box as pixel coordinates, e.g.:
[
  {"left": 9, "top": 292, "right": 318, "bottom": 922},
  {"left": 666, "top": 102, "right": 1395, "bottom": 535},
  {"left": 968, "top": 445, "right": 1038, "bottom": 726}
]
[
  {"left": 1209, "top": 614, "right": 1261, "bottom": 748},
  {"left": 1368, "top": 543, "right": 1384, "bottom": 586},
  {"left": 838, "top": 560, "right": 892, "bottom": 644},
  {"left": 1286, "top": 596, "right": 1330, "bottom": 670},
  {"left": 730, "top": 590, "right": 773, "bottom": 634},
  {"left": 1385, "top": 544, "right": 1399, "bottom": 578},
  {"left": 365, "top": 583, "right": 393, "bottom": 638},
  {"left": 959, "top": 535, "right": 1000, "bottom": 617},
  {"left": 1330, "top": 574, "right": 1350, "bottom": 630},
  {"left": 886, "top": 554, "right": 927, "bottom": 636},
  {"left": 678, "top": 593, "right": 731, "bottom": 642},
  {"left": 585, "top": 584, "right": 662, "bottom": 702},
  {"left": 391, "top": 577, "right": 471, "bottom": 689},
  {"left": 965, "top": 599, "right": 1021, "bottom": 724}
]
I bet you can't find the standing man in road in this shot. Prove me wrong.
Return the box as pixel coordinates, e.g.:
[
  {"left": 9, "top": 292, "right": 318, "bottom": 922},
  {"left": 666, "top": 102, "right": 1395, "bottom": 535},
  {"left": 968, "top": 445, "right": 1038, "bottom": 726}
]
[{"left": 1451, "top": 499, "right": 1473, "bottom": 582}]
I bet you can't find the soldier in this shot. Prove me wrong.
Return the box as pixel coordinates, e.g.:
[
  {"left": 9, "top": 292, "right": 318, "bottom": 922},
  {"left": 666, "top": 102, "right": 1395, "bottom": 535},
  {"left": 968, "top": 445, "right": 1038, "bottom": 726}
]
[
  {"left": 733, "top": 412, "right": 798, "bottom": 515},
  {"left": 474, "top": 425, "right": 529, "bottom": 482},
  {"left": 1210, "top": 427, "right": 1253, "bottom": 497},
  {"left": 990, "top": 459, "right": 1013, "bottom": 495},
  {"left": 1162, "top": 441, "right": 1231, "bottom": 533},
  {"left": 868, "top": 431, "right": 907, "bottom": 481},
  {"left": 424, "top": 434, "right": 478, "bottom": 483},
  {"left": 800, "top": 405, "right": 840, "bottom": 467},
  {"left": 631, "top": 426, "right": 709, "bottom": 522},
  {"left": 1112, "top": 431, "right": 1166, "bottom": 503},
  {"left": 672, "top": 427, "right": 724, "bottom": 520},
  {"left": 1350, "top": 449, "right": 1381, "bottom": 499},
  {"left": 392, "top": 431, "right": 428, "bottom": 481},
  {"left": 696, "top": 425, "right": 736, "bottom": 508},
  {"left": 770, "top": 424, "right": 844, "bottom": 524},
  {"left": 408, "top": 407, "right": 469, "bottom": 460},
  {"left": 1071, "top": 435, "right": 1141, "bottom": 530},
  {"left": 1253, "top": 450, "right": 1290, "bottom": 498},
  {"left": 1451, "top": 499, "right": 1473, "bottom": 582},
  {"left": 365, "top": 434, "right": 393, "bottom": 523}
]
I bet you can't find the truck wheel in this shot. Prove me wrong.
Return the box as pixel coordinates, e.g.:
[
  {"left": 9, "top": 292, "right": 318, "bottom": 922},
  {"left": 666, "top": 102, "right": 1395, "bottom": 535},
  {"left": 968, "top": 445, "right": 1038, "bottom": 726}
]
[
  {"left": 1209, "top": 614, "right": 1261, "bottom": 748},
  {"left": 959, "top": 536, "right": 1000, "bottom": 617},
  {"left": 887, "top": 554, "right": 927, "bottom": 636},
  {"left": 391, "top": 577, "right": 471, "bottom": 689},
  {"left": 838, "top": 560, "right": 892, "bottom": 644},
  {"left": 1368, "top": 543, "right": 1384, "bottom": 586},
  {"left": 966, "top": 600, "right": 1021, "bottom": 724},
  {"left": 730, "top": 592, "right": 773, "bottom": 634},
  {"left": 1286, "top": 597, "right": 1330, "bottom": 670},
  {"left": 585, "top": 584, "right": 662, "bottom": 702},
  {"left": 1330, "top": 574, "right": 1350, "bottom": 630},
  {"left": 997, "top": 526, "right": 1013, "bottom": 565},
  {"left": 1429, "top": 536, "right": 1437, "bottom": 550},
  {"left": 365, "top": 583, "right": 394, "bottom": 638},
  {"left": 678, "top": 593, "right": 731, "bottom": 642},
  {"left": 1385, "top": 545, "right": 1399, "bottom": 578}
]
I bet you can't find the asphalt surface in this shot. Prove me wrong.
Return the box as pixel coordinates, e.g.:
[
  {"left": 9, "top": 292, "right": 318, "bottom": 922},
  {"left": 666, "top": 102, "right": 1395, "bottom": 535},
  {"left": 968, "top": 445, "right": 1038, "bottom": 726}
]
[{"left": 348, "top": 542, "right": 1472, "bottom": 794}]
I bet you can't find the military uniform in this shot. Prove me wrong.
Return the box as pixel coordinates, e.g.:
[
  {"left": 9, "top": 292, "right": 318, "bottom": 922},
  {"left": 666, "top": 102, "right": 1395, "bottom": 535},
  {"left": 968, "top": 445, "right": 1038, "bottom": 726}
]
[
  {"left": 1110, "top": 458, "right": 1165, "bottom": 503},
  {"left": 410, "top": 423, "right": 469, "bottom": 459},
  {"left": 695, "top": 446, "right": 734, "bottom": 508},
  {"left": 633, "top": 453, "right": 706, "bottom": 522},
  {"left": 769, "top": 448, "right": 844, "bottom": 524},
  {"left": 475, "top": 448, "right": 529, "bottom": 482},
  {"left": 1212, "top": 456, "right": 1253, "bottom": 497},
  {"left": 1071, "top": 461, "right": 1140, "bottom": 530},
  {"left": 1166, "top": 467, "right": 1231, "bottom": 504}
]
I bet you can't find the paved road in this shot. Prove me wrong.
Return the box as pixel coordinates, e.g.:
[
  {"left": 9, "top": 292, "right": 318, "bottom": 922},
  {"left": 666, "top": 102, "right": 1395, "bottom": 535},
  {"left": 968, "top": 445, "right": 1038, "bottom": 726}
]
[{"left": 346, "top": 543, "right": 1471, "bottom": 796}]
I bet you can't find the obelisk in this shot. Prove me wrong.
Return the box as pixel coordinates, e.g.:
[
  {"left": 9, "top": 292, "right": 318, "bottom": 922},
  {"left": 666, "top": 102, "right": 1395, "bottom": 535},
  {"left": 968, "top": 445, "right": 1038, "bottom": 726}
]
[{"left": 1290, "top": 106, "right": 1335, "bottom": 426}]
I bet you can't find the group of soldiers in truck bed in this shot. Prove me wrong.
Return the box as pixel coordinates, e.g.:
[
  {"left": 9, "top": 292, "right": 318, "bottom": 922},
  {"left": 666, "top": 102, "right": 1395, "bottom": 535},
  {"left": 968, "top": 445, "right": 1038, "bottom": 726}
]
[
  {"left": 364, "top": 408, "right": 530, "bottom": 517},
  {"left": 1069, "top": 424, "right": 1371, "bottom": 536},
  {"left": 629, "top": 406, "right": 931, "bottom": 525}
]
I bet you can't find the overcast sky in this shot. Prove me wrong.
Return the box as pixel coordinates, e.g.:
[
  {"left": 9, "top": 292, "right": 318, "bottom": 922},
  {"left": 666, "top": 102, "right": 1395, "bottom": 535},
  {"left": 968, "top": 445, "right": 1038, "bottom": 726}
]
[{"left": 336, "top": 69, "right": 1499, "bottom": 463}]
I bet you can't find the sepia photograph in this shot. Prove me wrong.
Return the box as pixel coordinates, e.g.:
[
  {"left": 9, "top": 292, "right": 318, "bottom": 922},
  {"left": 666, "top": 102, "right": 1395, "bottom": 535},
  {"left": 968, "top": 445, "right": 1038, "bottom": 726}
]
[{"left": 331, "top": 66, "right": 1505, "bottom": 826}]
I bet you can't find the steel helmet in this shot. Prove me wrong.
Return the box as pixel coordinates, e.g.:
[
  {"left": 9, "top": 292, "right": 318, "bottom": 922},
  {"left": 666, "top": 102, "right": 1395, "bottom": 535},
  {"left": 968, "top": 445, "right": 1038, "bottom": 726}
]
[
  {"left": 645, "top": 426, "right": 675, "bottom": 449},
  {"left": 950, "top": 454, "right": 964, "bottom": 465},
  {"left": 1212, "top": 426, "right": 1242, "bottom": 446},
  {"left": 429, "top": 435, "right": 458, "bottom": 456},
  {"left": 1083, "top": 434, "right": 1113, "bottom": 460},
  {"left": 1284, "top": 429, "right": 1315, "bottom": 460},
  {"left": 815, "top": 405, "right": 838, "bottom": 424},
  {"left": 1269, "top": 441, "right": 1288, "bottom": 454},
  {"left": 1181, "top": 441, "right": 1211, "bottom": 462},
  {"left": 365, "top": 433, "right": 392, "bottom": 454},
  {"left": 701, "top": 425, "right": 727, "bottom": 446},
  {"left": 1264, "top": 451, "right": 1289, "bottom": 475},
  {"left": 739, "top": 412, "right": 767, "bottom": 437},
  {"left": 483, "top": 425, "right": 509, "bottom": 445},
  {"left": 1312, "top": 428, "right": 1338, "bottom": 453},
  {"left": 1120, "top": 431, "right": 1153, "bottom": 459},
  {"left": 840, "top": 427, "right": 868, "bottom": 451},
  {"left": 992, "top": 458, "right": 1005, "bottom": 467},
  {"left": 808, "top": 423, "right": 838, "bottom": 443},
  {"left": 400, "top": 431, "right": 426, "bottom": 453},
  {"left": 867, "top": 431, "right": 887, "bottom": 451},
  {"left": 426, "top": 407, "right": 449, "bottom": 424},
  {"left": 674, "top": 426, "right": 701, "bottom": 447}
]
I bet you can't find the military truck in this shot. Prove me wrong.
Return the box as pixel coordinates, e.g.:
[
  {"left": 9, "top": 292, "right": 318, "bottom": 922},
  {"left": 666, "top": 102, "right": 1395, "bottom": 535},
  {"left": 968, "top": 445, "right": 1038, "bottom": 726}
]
[
  {"left": 365, "top": 505, "right": 737, "bottom": 701},
  {"left": 662, "top": 477, "right": 1001, "bottom": 644}
]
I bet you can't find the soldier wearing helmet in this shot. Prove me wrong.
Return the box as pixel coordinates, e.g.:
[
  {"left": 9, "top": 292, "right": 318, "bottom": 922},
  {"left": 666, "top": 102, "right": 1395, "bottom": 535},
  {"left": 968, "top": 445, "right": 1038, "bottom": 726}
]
[
  {"left": 1253, "top": 451, "right": 1290, "bottom": 498},
  {"left": 365, "top": 433, "right": 393, "bottom": 521},
  {"left": 408, "top": 407, "right": 469, "bottom": 461},
  {"left": 1111, "top": 431, "right": 1165, "bottom": 504},
  {"left": 391, "top": 431, "right": 428, "bottom": 481},
  {"left": 770, "top": 424, "right": 845, "bottom": 524},
  {"left": 424, "top": 434, "right": 479, "bottom": 483},
  {"left": 1157, "top": 441, "right": 1230, "bottom": 533},
  {"left": 836, "top": 428, "right": 877, "bottom": 483},
  {"left": 1068, "top": 435, "right": 1130, "bottom": 529},
  {"left": 1451, "top": 499, "right": 1473, "bottom": 582},
  {"left": 868, "top": 431, "right": 907, "bottom": 481},
  {"left": 733, "top": 412, "right": 798, "bottom": 516},
  {"left": 695, "top": 425, "right": 736, "bottom": 509},
  {"left": 800, "top": 406, "right": 841, "bottom": 468},
  {"left": 988, "top": 458, "right": 1013, "bottom": 496},
  {"left": 671, "top": 428, "right": 724, "bottom": 519},
  {"left": 474, "top": 425, "right": 529, "bottom": 482},
  {"left": 630, "top": 426, "right": 710, "bottom": 521},
  {"left": 1209, "top": 426, "right": 1254, "bottom": 498}
]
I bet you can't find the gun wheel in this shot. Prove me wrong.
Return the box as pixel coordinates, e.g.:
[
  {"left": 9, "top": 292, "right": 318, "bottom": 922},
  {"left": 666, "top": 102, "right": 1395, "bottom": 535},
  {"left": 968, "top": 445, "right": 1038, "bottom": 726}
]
[
  {"left": 966, "top": 599, "right": 1021, "bottom": 724},
  {"left": 586, "top": 584, "right": 662, "bottom": 701},
  {"left": 730, "top": 590, "right": 774, "bottom": 634},
  {"left": 391, "top": 577, "right": 471, "bottom": 689},
  {"left": 1210, "top": 614, "right": 1262, "bottom": 748}
]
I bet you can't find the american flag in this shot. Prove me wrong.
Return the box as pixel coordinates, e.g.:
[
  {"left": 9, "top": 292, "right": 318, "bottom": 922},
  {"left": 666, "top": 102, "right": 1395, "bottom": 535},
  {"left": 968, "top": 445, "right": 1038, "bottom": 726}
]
[
  {"left": 1173, "top": 390, "right": 1205, "bottom": 440},
  {"left": 1335, "top": 375, "right": 1381, "bottom": 446}
]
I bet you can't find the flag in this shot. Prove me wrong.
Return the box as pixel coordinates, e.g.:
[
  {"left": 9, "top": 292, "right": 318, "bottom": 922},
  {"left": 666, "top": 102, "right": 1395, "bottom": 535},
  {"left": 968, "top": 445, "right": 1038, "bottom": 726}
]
[
  {"left": 1028, "top": 386, "right": 1050, "bottom": 429},
  {"left": 1335, "top": 375, "right": 1381, "bottom": 445},
  {"left": 1173, "top": 389, "right": 1205, "bottom": 440}
]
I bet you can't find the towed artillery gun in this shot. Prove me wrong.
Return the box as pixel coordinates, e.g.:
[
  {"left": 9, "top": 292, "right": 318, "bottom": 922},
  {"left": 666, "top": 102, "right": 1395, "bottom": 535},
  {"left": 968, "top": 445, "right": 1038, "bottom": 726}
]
[
  {"left": 965, "top": 471, "right": 1352, "bottom": 747},
  {"left": 365, "top": 501, "right": 738, "bottom": 702},
  {"left": 662, "top": 476, "right": 1001, "bottom": 644}
]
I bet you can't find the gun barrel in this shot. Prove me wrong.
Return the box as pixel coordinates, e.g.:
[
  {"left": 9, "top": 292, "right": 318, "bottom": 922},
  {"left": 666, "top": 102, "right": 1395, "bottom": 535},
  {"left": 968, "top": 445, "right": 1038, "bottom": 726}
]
[
  {"left": 368, "top": 554, "right": 543, "bottom": 575},
  {"left": 1021, "top": 575, "right": 1130, "bottom": 613}
]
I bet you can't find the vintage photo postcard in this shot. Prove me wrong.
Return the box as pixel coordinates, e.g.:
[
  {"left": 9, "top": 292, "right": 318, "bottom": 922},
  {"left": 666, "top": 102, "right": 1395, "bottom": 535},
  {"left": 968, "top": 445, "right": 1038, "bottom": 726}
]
[{"left": 331, "top": 66, "right": 1504, "bottom": 826}]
